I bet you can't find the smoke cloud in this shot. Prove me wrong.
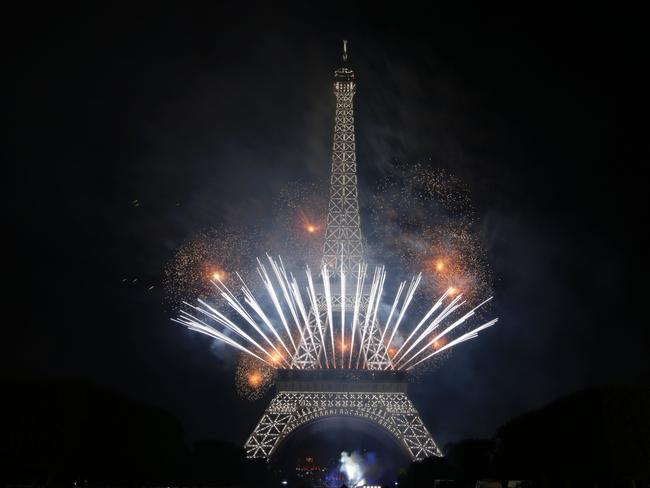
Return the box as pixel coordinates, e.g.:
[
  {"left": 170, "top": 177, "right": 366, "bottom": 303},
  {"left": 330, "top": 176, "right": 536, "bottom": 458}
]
[{"left": 339, "top": 451, "right": 367, "bottom": 487}]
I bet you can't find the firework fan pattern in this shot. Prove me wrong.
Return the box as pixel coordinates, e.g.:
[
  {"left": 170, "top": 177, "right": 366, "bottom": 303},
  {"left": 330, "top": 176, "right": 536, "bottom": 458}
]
[{"left": 173, "top": 254, "right": 497, "bottom": 372}]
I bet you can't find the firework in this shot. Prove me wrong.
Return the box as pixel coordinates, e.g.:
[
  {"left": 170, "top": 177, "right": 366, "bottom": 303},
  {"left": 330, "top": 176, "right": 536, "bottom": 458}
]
[
  {"left": 173, "top": 254, "right": 497, "bottom": 371},
  {"left": 163, "top": 227, "right": 254, "bottom": 309},
  {"left": 369, "top": 163, "right": 492, "bottom": 301},
  {"left": 235, "top": 354, "right": 276, "bottom": 400},
  {"left": 262, "top": 181, "right": 328, "bottom": 272},
  {"left": 167, "top": 169, "right": 496, "bottom": 379},
  {"left": 257, "top": 167, "right": 492, "bottom": 301},
  {"left": 418, "top": 223, "right": 492, "bottom": 303}
]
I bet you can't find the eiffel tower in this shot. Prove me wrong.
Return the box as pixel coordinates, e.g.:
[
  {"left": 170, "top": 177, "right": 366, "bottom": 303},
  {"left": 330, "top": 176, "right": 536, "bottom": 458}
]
[
  {"left": 244, "top": 42, "right": 442, "bottom": 461},
  {"left": 289, "top": 39, "right": 391, "bottom": 371}
]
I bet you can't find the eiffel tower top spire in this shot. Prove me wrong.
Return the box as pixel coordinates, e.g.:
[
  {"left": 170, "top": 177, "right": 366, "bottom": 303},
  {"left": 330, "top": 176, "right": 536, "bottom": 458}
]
[{"left": 321, "top": 40, "right": 363, "bottom": 277}]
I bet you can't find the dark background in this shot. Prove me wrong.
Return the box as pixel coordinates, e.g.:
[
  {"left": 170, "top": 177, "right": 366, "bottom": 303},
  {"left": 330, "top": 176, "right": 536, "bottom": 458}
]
[{"left": 6, "top": 1, "right": 648, "bottom": 465}]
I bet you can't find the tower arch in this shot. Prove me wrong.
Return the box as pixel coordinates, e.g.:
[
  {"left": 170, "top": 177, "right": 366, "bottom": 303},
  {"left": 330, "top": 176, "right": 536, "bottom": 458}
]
[
  {"left": 245, "top": 370, "right": 442, "bottom": 461},
  {"left": 271, "top": 413, "right": 413, "bottom": 462}
]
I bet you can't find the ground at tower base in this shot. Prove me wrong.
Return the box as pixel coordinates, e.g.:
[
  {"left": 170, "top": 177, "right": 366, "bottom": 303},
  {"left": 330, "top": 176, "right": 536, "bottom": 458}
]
[{"left": 2, "top": 381, "right": 648, "bottom": 488}]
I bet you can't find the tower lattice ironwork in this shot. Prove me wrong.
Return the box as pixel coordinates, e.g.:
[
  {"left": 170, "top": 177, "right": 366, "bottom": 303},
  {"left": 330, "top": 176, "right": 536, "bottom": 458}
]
[
  {"left": 245, "top": 42, "right": 442, "bottom": 461},
  {"left": 321, "top": 43, "right": 363, "bottom": 277},
  {"left": 290, "top": 40, "right": 391, "bottom": 371},
  {"left": 245, "top": 370, "right": 441, "bottom": 460}
]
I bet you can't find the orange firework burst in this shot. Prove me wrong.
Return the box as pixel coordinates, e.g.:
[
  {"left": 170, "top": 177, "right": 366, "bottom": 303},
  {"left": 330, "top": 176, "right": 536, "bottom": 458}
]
[
  {"left": 248, "top": 371, "right": 262, "bottom": 387},
  {"left": 261, "top": 181, "right": 328, "bottom": 272},
  {"left": 210, "top": 269, "right": 227, "bottom": 281},
  {"left": 235, "top": 354, "right": 276, "bottom": 401},
  {"left": 432, "top": 337, "right": 448, "bottom": 350},
  {"left": 419, "top": 224, "right": 491, "bottom": 302},
  {"left": 369, "top": 164, "right": 492, "bottom": 303},
  {"left": 163, "top": 227, "right": 253, "bottom": 309},
  {"left": 299, "top": 208, "right": 322, "bottom": 235}
]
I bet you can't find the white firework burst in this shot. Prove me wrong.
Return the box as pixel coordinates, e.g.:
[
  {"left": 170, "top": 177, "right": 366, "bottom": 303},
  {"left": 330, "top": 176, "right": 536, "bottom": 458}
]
[{"left": 174, "top": 254, "right": 497, "bottom": 371}]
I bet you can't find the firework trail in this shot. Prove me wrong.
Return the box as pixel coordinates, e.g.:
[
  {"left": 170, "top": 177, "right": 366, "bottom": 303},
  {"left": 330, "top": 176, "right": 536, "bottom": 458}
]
[{"left": 173, "top": 254, "right": 497, "bottom": 372}]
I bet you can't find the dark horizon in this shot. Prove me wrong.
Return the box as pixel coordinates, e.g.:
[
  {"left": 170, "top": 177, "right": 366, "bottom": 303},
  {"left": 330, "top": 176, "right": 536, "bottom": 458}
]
[{"left": 6, "top": 1, "right": 649, "bottom": 468}]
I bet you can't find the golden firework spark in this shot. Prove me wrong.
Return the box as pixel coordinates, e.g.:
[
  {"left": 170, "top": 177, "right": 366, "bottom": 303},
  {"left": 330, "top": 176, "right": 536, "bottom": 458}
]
[
  {"left": 369, "top": 163, "right": 492, "bottom": 303},
  {"left": 432, "top": 337, "right": 448, "bottom": 350},
  {"left": 263, "top": 181, "right": 328, "bottom": 272},
  {"left": 163, "top": 227, "right": 253, "bottom": 309},
  {"left": 248, "top": 371, "right": 262, "bottom": 387},
  {"left": 211, "top": 270, "right": 226, "bottom": 281},
  {"left": 235, "top": 354, "right": 276, "bottom": 401}
]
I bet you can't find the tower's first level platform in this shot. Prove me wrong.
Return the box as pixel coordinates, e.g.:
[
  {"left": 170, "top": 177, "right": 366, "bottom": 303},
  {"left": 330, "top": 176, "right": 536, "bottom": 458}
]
[{"left": 276, "top": 368, "right": 409, "bottom": 393}]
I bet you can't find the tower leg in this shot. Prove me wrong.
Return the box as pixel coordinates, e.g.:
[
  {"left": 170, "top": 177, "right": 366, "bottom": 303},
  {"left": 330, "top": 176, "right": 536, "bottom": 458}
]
[
  {"left": 361, "top": 318, "right": 393, "bottom": 370},
  {"left": 291, "top": 309, "right": 325, "bottom": 369}
]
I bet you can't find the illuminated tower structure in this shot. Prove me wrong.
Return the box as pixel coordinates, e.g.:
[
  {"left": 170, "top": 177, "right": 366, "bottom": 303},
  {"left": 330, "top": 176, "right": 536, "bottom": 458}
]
[
  {"left": 244, "top": 42, "right": 442, "bottom": 461},
  {"left": 290, "top": 40, "right": 391, "bottom": 371},
  {"left": 321, "top": 39, "right": 364, "bottom": 277}
]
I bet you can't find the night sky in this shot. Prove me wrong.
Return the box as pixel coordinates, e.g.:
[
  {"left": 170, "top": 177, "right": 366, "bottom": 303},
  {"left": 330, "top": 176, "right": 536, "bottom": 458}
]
[{"left": 6, "top": 2, "right": 648, "bottom": 464}]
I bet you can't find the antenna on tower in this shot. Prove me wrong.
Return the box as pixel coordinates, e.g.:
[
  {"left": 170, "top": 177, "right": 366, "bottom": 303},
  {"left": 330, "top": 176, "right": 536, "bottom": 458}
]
[{"left": 342, "top": 39, "right": 348, "bottom": 62}]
